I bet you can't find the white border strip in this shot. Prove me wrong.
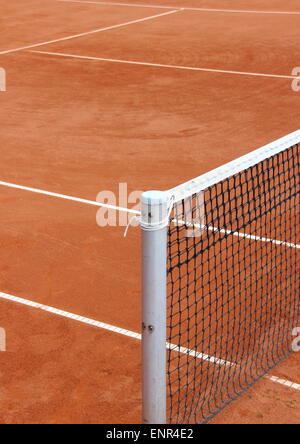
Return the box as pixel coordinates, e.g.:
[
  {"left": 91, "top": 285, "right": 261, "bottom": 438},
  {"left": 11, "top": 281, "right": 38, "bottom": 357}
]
[
  {"left": 167, "top": 343, "right": 235, "bottom": 368},
  {"left": 0, "top": 9, "right": 180, "bottom": 55},
  {"left": 59, "top": 0, "right": 300, "bottom": 15},
  {"left": 267, "top": 375, "right": 300, "bottom": 391},
  {"left": 28, "top": 50, "right": 300, "bottom": 81},
  {"left": 0, "top": 180, "right": 141, "bottom": 215},
  {"left": 167, "top": 130, "right": 300, "bottom": 202},
  {"left": 0, "top": 290, "right": 231, "bottom": 366},
  {"left": 60, "top": 0, "right": 175, "bottom": 9},
  {"left": 0, "top": 291, "right": 141, "bottom": 340},
  {"left": 174, "top": 220, "right": 300, "bottom": 250},
  {"left": 0, "top": 291, "right": 299, "bottom": 390}
]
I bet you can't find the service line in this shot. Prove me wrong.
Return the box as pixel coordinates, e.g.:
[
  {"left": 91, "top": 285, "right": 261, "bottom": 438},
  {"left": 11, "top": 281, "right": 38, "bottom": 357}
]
[
  {"left": 0, "top": 9, "right": 180, "bottom": 55},
  {"left": 59, "top": 0, "right": 300, "bottom": 15},
  {"left": 29, "top": 49, "right": 300, "bottom": 81}
]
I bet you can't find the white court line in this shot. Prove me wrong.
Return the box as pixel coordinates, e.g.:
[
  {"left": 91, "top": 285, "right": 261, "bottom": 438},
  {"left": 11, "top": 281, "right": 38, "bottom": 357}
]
[
  {"left": 266, "top": 375, "right": 300, "bottom": 391},
  {"left": 166, "top": 343, "right": 235, "bottom": 368},
  {"left": 205, "top": 224, "right": 300, "bottom": 250},
  {"left": 0, "top": 290, "right": 231, "bottom": 366},
  {"left": 59, "top": 0, "right": 300, "bottom": 15},
  {"left": 174, "top": 220, "right": 300, "bottom": 250},
  {"left": 0, "top": 291, "right": 141, "bottom": 340},
  {"left": 0, "top": 291, "right": 299, "bottom": 391},
  {"left": 1, "top": 181, "right": 298, "bottom": 248},
  {"left": 0, "top": 180, "right": 141, "bottom": 215},
  {"left": 60, "top": 0, "right": 175, "bottom": 9},
  {"left": 29, "top": 50, "right": 300, "bottom": 81},
  {"left": 0, "top": 9, "right": 180, "bottom": 55}
]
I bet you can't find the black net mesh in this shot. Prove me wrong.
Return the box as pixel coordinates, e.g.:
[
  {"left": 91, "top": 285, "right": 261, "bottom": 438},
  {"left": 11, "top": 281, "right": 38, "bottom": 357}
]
[{"left": 167, "top": 143, "right": 300, "bottom": 424}]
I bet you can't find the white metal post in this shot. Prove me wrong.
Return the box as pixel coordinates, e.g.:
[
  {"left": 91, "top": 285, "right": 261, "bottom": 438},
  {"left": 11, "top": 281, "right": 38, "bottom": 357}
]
[{"left": 141, "top": 191, "right": 168, "bottom": 425}]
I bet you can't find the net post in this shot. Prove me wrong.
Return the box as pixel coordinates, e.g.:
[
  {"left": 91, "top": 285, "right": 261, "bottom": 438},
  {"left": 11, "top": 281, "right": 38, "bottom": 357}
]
[{"left": 141, "top": 190, "right": 169, "bottom": 425}]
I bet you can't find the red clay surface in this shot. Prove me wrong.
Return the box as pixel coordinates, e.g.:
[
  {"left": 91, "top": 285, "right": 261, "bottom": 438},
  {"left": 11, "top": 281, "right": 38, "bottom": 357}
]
[{"left": 0, "top": 0, "right": 299, "bottom": 424}]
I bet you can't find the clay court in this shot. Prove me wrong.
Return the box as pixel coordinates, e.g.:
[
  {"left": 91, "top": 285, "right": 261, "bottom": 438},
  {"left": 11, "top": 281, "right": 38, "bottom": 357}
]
[{"left": 0, "top": 0, "right": 299, "bottom": 424}]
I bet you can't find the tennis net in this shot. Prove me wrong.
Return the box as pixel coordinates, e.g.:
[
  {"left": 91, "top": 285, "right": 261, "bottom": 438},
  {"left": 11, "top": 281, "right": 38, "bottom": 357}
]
[{"left": 141, "top": 130, "right": 300, "bottom": 424}]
